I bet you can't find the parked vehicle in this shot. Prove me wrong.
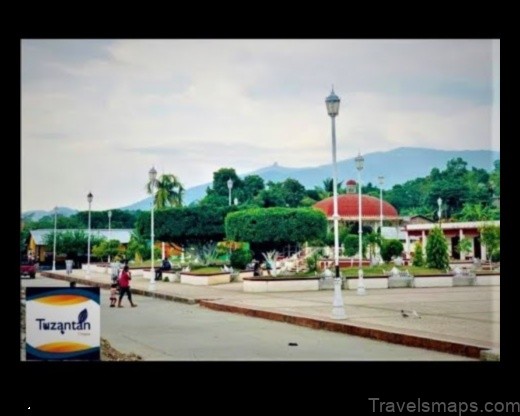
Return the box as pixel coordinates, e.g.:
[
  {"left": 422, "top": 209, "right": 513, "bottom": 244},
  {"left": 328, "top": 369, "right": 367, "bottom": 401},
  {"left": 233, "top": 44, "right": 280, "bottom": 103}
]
[{"left": 21, "top": 260, "right": 37, "bottom": 279}]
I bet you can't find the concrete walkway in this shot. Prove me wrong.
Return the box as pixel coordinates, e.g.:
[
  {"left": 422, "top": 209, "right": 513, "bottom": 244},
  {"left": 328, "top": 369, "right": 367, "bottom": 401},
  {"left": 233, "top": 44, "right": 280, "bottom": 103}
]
[{"left": 40, "top": 269, "right": 500, "bottom": 359}]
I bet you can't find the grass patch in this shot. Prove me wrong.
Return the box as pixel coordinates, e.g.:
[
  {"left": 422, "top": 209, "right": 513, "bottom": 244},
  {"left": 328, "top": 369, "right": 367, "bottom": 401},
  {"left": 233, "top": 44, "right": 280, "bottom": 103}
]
[
  {"left": 128, "top": 260, "right": 161, "bottom": 268},
  {"left": 187, "top": 267, "right": 224, "bottom": 275},
  {"left": 340, "top": 265, "right": 446, "bottom": 277},
  {"left": 274, "top": 271, "right": 317, "bottom": 278}
]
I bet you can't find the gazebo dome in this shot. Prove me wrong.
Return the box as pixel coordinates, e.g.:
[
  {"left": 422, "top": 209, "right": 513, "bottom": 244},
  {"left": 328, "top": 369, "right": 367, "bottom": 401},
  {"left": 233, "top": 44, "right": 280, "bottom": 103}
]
[
  {"left": 346, "top": 179, "right": 357, "bottom": 185},
  {"left": 313, "top": 194, "right": 399, "bottom": 221}
]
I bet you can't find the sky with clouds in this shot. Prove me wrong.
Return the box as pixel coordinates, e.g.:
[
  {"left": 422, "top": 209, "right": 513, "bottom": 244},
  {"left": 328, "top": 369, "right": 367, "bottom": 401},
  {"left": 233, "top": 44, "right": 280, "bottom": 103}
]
[{"left": 21, "top": 39, "right": 500, "bottom": 212}]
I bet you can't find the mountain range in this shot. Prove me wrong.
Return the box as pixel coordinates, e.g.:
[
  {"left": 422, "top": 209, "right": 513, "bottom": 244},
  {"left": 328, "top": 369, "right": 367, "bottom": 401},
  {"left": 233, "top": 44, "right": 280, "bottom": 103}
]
[{"left": 23, "top": 147, "right": 499, "bottom": 219}]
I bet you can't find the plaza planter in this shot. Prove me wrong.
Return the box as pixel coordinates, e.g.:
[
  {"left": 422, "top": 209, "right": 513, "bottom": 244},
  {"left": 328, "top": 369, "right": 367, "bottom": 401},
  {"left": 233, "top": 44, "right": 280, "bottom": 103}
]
[
  {"left": 180, "top": 272, "right": 231, "bottom": 286},
  {"left": 162, "top": 271, "right": 180, "bottom": 282},
  {"left": 243, "top": 277, "right": 320, "bottom": 292},
  {"left": 413, "top": 276, "right": 453, "bottom": 288},
  {"left": 346, "top": 277, "right": 388, "bottom": 290},
  {"left": 452, "top": 276, "right": 476, "bottom": 286},
  {"left": 388, "top": 275, "right": 414, "bottom": 288}
]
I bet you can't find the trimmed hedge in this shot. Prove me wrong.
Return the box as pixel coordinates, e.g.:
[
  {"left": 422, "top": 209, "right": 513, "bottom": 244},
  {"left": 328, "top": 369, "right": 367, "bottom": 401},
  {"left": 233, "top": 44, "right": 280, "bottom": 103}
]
[
  {"left": 136, "top": 205, "right": 237, "bottom": 245},
  {"left": 225, "top": 207, "right": 327, "bottom": 246}
]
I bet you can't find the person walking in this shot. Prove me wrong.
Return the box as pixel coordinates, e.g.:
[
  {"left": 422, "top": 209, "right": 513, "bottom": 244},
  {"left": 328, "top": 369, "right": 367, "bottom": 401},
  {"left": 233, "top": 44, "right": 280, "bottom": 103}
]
[
  {"left": 117, "top": 265, "right": 137, "bottom": 308},
  {"left": 109, "top": 283, "right": 118, "bottom": 308}
]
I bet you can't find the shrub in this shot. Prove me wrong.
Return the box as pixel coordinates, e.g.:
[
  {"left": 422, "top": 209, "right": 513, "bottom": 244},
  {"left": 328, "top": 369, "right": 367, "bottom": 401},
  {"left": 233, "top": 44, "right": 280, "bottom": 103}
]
[
  {"left": 230, "top": 249, "right": 253, "bottom": 270},
  {"left": 426, "top": 227, "right": 449, "bottom": 270},
  {"left": 381, "top": 239, "right": 404, "bottom": 262},
  {"left": 413, "top": 241, "right": 425, "bottom": 267},
  {"left": 342, "top": 234, "right": 359, "bottom": 257},
  {"left": 457, "top": 237, "right": 472, "bottom": 256},
  {"left": 306, "top": 253, "right": 320, "bottom": 272}
]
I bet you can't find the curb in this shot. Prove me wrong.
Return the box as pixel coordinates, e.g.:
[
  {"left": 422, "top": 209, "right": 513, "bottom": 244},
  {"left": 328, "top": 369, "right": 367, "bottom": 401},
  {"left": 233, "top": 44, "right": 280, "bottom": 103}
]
[
  {"left": 199, "top": 300, "right": 485, "bottom": 359},
  {"left": 40, "top": 272, "right": 198, "bottom": 305}
]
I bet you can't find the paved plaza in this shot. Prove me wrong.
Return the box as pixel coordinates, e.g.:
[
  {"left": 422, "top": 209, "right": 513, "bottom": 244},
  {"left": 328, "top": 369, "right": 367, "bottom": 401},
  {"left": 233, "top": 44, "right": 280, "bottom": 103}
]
[{"left": 31, "top": 269, "right": 500, "bottom": 360}]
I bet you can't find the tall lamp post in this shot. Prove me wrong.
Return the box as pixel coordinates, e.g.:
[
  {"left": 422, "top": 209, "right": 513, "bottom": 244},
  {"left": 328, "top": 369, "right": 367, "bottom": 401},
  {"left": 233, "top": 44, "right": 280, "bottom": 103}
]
[
  {"left": 378, "top": 176, "right": 384, "bottom": 233},
  {"left": 86, "top": 192, "right": 93, "bottom": 278},
  {"left": 355, "top": 154, "right": 366, "bottom": 295},
  {"left": 107, "top": 210, "right": 112, "bottom": 264},
  {"left": 52, "top": 206, "right": 58, "bottom": 271},
  {"left": 227, "top": 178, "right": 233, "bottom": 206},
  {"left": 437, "top": 197, "right": 442, "bottom": 225},
  {"left": 149, "top": 167, "right": 158, "bottom": 291},
  {"left": 325, "top": 87, "right": 346, "bottom": 319}
]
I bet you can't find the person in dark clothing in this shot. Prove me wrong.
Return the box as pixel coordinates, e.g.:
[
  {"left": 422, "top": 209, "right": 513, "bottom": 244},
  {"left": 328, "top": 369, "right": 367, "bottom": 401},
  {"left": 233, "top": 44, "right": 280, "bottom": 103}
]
[
  {"left": 253, "top": 260, "right": 262, "bottom": 277},
  {"left": 162, "top": 258, "right": 172, "bottom": 271},
  {"left": 155, "top": 258, "right": 172, "bottom": 280}
]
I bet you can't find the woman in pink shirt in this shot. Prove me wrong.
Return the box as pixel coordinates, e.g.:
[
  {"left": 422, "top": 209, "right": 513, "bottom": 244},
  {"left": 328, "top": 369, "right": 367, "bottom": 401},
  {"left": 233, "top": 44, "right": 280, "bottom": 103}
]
[{"left": 117, "top": 265, "right": 137, "bottom": 307}]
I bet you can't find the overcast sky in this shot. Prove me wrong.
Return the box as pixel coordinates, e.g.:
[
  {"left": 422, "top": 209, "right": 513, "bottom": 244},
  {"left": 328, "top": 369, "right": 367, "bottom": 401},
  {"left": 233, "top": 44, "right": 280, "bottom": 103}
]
[{"left": 21, "top": 39, "right": 500, "bottom": 212}]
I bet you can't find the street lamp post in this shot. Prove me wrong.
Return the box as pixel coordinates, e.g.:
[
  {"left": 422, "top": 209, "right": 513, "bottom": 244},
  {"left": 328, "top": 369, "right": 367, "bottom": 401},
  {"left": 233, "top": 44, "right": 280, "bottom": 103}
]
[
  {"left": 52, "top": 206, "right": 58, "bottom": 271},
  {"left": 378, "top": 176, "right": 384, "bottom": 233},
  {"left": 108, "top": 210, "right": 112, "bottom": 264},
  {"left": 149, "top": 167, "right": 158, "bottom": 291},
  {"left": 355, "top": 154, "right": 366, "bottom": 295},
  {"left": 86, "top": 192, "right": 93, "bottom": 278},
  {"left": 437, "top": 197, "right": 442, "bottom": 225},
  {"left": 325, "top": 87, "right": 346, "bottom": 319},
  {"left": 227, "top": 178, "right": 233, "bottom": 206}
]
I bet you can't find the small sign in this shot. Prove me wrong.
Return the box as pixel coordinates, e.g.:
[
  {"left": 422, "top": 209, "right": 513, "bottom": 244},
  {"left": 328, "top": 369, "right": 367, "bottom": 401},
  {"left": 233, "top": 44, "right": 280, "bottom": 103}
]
[{"left": 25, "top": 287, "right": 100, "bottom": 360}]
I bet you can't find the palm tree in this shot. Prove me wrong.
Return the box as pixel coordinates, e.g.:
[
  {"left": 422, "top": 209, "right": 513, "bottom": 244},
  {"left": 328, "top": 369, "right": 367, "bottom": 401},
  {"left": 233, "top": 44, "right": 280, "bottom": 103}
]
[
  {"left": 314, "top": 178, "right": 345, "bottom": 200},
  {"left": 146, "top": 173, "right": 185, "bottom": 209}
]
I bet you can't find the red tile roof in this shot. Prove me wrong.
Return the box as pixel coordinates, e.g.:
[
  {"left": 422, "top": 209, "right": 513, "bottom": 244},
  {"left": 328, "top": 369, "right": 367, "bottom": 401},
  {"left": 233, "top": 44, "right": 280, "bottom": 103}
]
[{"left": 313, "top": 194, "right": 399, "bottom": 220}]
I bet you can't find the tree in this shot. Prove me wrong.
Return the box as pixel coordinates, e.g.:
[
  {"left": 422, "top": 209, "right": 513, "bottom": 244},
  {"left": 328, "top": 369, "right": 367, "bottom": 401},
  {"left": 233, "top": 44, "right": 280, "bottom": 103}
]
[
  {"left": 136, "top": 206, "right": 238, "bottom": 247},
  {"left": 364, "top": 232, "right": 382, "bottom": 260},
  {"left": 380, "top": 239, "right": 404, "bottom": 262},
  {"left": 73, "top": 209, "right": 140, "bottom": 229},
  {"left": 226, "top": 207, "right": 327, "bottom": 255},
  {"left": 92, "top": 239, "right": 121, "bottom": 262},
  {"left": 383, "top": 157, "right": 499, "bottom": 219},
  {"left": 457, "top": 203, "right": 498, "bottom": 221},
  {"left": 43, "top": 230, "right": 104, "bottom": 260},
  {"left": 254, "top": 178, "right": 307, "bottom": 208},
  {"left": 413, "top": 241, "right": 425, "bottom": 267},
  {"left": 490, "top": 160, "right": 500, "bottom": 197},
  {"left": 457, "top": 237, "right": 473, "bottom": 259},
  {"left": 313, "top": 178, "right": 345, "bottom": 200},
  {"left": 480, "top": 223, "right": 500, "bottom": 265},
  {"left": 126, "top": 231, "right": 150, "bottom": 262},
  {"left": 281, "top": 178, "right": 306, "bottom": 207},
  {"left": 199, "top": 168, "right": 242, "bottom": 207},
  {"left": 342, "top": 234, "right": 359, "bottom": 257},
  {"left": 254, "top": 182, "right": 286, "bottom": 208},
  {"left": 241, "top": 175, "right": 265, "bottom": 202},
  {"left": 147, "top": 173, "right": 184, "bottom": 209},
  {"left": 425, "top": 227, "right": 449, "bottom": 270},
  {"left": 362, "top": 182, "right": 380, "bottom": 198}
]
